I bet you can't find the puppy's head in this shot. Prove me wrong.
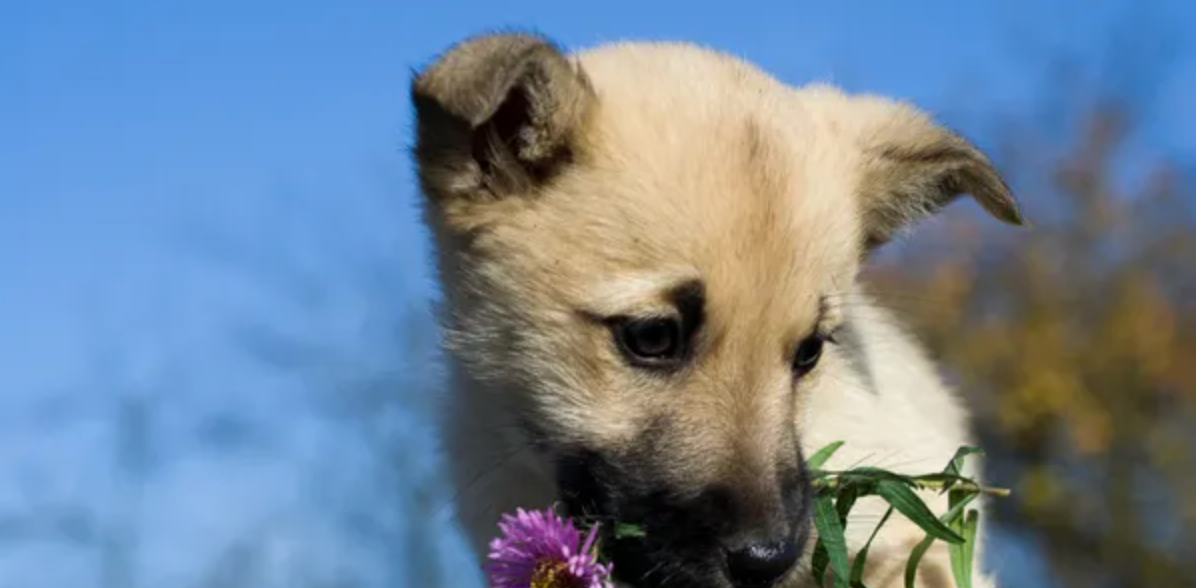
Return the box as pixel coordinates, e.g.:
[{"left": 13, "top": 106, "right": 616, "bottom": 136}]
[{"left": 412, "top": 33, "right": 1022, "bottom": 588}]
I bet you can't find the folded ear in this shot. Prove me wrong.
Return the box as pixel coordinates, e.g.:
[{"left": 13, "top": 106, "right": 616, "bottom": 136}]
[
  {"left": 411, "top": 32, "right": 595, "bottom": 203},
  {"left": 848, "top": 95, "right": 1026, "bottom": 250}
]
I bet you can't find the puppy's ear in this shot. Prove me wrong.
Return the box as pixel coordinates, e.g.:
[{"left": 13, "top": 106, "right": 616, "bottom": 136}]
[
  {"left": 411, "top": 32, "right": 595, "bottom": 203},
  {"left": 848, "top": 96, "right": 1026, "bottom": 250}
]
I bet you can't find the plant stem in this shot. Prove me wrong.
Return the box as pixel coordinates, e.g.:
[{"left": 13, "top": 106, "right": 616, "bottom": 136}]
[{"left": 812, "top": 474, "right": 1012, "bottom": 498}]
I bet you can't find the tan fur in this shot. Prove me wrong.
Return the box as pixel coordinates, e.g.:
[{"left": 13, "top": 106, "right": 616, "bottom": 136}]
[{"left": 412, "top": 33, "right": 1022, "bottom": 588}]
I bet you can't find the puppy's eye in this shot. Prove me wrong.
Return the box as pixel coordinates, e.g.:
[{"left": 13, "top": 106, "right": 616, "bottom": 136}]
[
  {"left": 792, "top": 334, "right": 825, "bottom": 377},
  {"left": 614, "top": 317, "right": 684, "bottom": 366}
]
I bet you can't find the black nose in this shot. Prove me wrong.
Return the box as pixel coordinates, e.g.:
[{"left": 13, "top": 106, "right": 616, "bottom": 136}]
[{"left": 725, "top": 535, "right": 800, "bottom": 588}]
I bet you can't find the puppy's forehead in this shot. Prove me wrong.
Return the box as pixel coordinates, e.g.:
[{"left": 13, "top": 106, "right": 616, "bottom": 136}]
[{"left": 523, "top": 43, "right": 859, "bottom": 316}]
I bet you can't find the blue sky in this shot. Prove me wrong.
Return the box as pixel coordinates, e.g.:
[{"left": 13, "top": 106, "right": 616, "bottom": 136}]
[{"left": 2, "top": 0, "right": 1194, "bottom": 586}]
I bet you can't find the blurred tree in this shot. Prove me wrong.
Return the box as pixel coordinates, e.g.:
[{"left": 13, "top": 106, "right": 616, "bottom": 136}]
[
  {"left": 191, "top": 176, "right": 463, "bottom": 587},
  {"left": 864, "top": 28, "right": 1196, "bottom": 588},
  {"left": 0, "top": 334, "right": 161, "bottom": 588}
]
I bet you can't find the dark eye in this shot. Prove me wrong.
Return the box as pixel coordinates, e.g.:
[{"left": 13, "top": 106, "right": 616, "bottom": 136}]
[
  {"left": 792, "top": 335, "right": 825, "bottom": 376},
  {"left": 614, "top": 317, "right": 684, "bottom": 367}
]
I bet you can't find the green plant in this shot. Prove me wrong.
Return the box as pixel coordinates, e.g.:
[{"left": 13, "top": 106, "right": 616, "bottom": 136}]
[{"left": 806, "top": 442, "right": 1010, "bottom": 588}]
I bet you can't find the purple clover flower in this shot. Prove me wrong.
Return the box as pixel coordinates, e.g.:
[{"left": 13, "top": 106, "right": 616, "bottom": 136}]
[{"left": 484, "top": 507, "right": 615, "bottom": 588}]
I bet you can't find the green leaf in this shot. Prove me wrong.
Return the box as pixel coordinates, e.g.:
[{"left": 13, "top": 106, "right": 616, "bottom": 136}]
[
  {"left": 943, "top": 446, "right": 984, "bottom": 477},
  {"left": 612, "top": 522, "right": 646, "bottom": 539},
  {"left": 813, "top": 494, "right": 851, "bottom": 588},
  {"left": 903, "top": 535, "right": 936, "bottom": 588},
  {"left": 840, "top": 467, "right": 916, "bottom": 484},
  {"left": 836, "top": 485, "right": 859, "bottom": 526},
  {"left": 812, "top": 543, "right": 830, "bottom": 587},
  {"left": 875, "top": 480, "right": 965, "bottom": 544},
  {"left": 902, "top": 491, "right": 980, "bottom": 587},
  {"left": 809, "top": 441, "right": 846, "bottom": 471},
  {"left": 948, "top": 509, "right": 980, "bottom": 588},
  {"left": 945, "top": 491, "right": 976, "bottom": 524},
  {"left": 849, "top": 506, "right": 894, "bottom": 588}
]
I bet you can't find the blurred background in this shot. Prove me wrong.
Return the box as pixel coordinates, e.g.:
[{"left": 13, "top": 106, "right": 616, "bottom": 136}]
[{"left": 3, "top": 0, "right": 1195, "bottom": 587}]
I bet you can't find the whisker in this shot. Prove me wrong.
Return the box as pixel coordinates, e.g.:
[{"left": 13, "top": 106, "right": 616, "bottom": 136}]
[
  {"left": 434, "top": 442, "right": 533, "bottom": 518},
  {"left": 641, "top": 561, "right": 668, "bottom": 583}
]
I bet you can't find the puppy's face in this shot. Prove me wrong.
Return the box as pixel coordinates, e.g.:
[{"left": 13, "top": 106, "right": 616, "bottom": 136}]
[{"left": 412, "top": 34, "right": 1022, "bottom": 588}]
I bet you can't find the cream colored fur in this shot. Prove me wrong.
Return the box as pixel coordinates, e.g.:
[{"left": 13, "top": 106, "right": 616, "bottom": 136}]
[
  {"left": 414, "top": 35, "right": 1021, "bottom": 588},
  {"left": 444, "top": 293, "right": 997, "bottom": 588}
]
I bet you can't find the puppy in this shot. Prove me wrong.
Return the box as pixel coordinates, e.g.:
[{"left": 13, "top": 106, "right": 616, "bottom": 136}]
[{"left": 410, "top": 32, "right": 1022, "bottom": 588}]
